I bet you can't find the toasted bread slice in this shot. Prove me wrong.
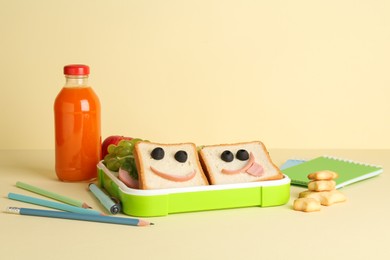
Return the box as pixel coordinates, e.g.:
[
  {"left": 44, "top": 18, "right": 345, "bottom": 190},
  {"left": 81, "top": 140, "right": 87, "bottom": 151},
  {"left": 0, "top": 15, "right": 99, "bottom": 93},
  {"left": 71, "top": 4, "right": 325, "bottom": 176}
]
[
  {"left": 199, "top": 141, "right": 284, "bottom": 185},
  {"left": 134, "top": 141, "right": 209, "bottom": 190}
]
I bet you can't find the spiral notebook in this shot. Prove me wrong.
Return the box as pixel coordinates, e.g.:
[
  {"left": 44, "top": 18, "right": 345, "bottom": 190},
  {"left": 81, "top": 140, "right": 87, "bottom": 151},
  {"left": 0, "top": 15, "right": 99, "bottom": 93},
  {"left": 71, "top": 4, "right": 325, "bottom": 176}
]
[{"left": 281, "top": 156, "right": 383, "bottom": 189}]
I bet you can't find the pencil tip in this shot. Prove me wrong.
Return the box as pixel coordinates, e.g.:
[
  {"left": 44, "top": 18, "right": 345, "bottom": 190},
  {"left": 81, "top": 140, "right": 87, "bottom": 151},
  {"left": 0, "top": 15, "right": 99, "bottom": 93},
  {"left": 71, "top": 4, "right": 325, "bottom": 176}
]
[
  {"left": 82, "top": 203, "right": 92, "bottom": 209},
  {"left": 138, "top": 220, "right": 155, "bottom": 226}
]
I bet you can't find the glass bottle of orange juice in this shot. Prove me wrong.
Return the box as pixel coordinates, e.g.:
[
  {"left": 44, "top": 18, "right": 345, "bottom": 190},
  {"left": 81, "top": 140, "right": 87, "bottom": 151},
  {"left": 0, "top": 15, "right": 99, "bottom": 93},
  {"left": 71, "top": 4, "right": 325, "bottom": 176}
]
[{"left": 54, "top": 64, "right": 101, "bottom": 182}]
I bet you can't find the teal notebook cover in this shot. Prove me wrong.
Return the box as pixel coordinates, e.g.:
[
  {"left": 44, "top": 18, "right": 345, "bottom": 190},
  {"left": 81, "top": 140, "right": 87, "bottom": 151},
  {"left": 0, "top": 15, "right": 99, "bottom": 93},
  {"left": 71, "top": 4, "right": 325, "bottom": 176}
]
[
  {"left": 281, "top": 156, "right": 383, "bottom": 189},
  {"left": 280, "top": 159, "right": 306, "bottom": 170}
]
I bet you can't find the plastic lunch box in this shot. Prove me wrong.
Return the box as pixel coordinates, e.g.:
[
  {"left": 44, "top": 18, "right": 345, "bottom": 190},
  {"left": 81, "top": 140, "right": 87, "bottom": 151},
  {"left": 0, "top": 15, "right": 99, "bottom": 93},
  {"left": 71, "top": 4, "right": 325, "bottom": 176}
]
[{"left": 97, "top": 161, "right": 291, "bottom": 217}]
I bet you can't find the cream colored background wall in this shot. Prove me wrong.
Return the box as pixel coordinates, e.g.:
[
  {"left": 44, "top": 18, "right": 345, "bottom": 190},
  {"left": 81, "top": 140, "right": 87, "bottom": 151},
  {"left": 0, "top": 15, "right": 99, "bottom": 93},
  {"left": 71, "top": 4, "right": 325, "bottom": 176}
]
[{"left": 1, "top": 0, "right": 389, "bottom": 150}]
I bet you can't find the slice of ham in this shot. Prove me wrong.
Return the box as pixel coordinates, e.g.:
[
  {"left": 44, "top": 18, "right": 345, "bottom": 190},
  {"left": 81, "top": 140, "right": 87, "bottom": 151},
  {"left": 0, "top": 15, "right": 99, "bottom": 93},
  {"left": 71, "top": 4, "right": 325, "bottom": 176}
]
[
  {"left": 246, "top": 162, "right": 264, "bottom": 176},
  {"left": 118, "top": 168, "right": 139, "bottom": 189}
]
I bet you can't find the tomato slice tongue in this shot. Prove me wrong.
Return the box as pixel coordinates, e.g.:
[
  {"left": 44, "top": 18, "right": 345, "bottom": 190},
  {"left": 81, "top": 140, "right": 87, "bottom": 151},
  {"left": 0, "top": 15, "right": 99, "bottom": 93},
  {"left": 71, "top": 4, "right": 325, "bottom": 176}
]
[{"left": 246, "top": 162, "right": 264, "bottom": 176}]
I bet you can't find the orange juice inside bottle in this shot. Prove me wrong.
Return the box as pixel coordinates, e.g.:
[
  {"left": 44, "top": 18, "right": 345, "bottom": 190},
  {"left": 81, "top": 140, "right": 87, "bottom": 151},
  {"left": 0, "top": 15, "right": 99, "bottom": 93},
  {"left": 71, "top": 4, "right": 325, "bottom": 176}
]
[{"left": 54, "top": 65, "right": 101, "bottom": 182}]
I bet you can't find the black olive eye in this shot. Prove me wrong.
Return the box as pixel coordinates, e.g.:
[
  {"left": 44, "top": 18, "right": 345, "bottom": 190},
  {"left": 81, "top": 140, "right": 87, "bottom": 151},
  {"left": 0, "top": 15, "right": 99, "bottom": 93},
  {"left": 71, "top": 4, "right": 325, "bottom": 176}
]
[
  {"left": 151, "top": 147, "right": 164, "bottom": 160},
  {"left": 174, "top": 150, "right": 188, "bottom": 163},
  {"left": 221, "top": 150, "right": 234, "bottom": 162},
  {"left": 236, "top": 149, "right": 249, "bottom": 161}
]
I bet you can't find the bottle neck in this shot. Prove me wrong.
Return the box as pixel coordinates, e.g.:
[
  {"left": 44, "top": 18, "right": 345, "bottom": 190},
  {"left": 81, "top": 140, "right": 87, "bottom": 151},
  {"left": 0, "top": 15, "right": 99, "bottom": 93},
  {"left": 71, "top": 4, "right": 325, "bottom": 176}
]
[{"left": 64, "top": 75, "right": 89, "bottom": 87}]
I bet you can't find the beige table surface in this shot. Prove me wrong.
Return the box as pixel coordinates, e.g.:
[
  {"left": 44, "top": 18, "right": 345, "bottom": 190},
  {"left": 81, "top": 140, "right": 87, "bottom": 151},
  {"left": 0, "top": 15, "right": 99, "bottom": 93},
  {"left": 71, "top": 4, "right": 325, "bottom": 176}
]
[{"left": 0, "top": 149, "right": 388, "bottom": 260}]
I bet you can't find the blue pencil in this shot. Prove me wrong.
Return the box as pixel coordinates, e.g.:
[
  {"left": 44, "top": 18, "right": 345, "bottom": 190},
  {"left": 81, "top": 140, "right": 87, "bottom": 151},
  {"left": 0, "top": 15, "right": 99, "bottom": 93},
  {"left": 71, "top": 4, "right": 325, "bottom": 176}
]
[
  {"left": 5, "top": 207, "right": 153, "bottom": 227},
  {"left": 7, "top": 193, "right": 104, "bottom": 215},
  {"left": 88, "top": 183, "right": 121, "bottom": 214}
]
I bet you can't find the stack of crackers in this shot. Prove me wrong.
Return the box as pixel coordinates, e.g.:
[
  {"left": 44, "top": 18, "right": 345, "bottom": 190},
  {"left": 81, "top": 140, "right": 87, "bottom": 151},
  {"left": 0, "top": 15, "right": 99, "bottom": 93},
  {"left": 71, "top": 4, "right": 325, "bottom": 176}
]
[{"left": 293, "top": 170, "right": 347, "bottom": 212}]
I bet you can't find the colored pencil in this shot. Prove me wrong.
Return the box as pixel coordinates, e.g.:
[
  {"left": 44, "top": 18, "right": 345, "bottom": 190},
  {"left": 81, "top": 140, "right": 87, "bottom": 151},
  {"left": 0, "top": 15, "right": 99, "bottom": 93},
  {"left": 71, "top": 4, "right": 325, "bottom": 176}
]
[
  {"left": 16, "top": 181, "right": 91, "bottom": 208},
  {"left": 7, "top": 193, "right": 104, "bottom": 215},
  {"left": 88, "top": 183, "right": 121, "bottom": 214},
  {"left": 5, "top": 207, "right": 153, "bottom": 227}
]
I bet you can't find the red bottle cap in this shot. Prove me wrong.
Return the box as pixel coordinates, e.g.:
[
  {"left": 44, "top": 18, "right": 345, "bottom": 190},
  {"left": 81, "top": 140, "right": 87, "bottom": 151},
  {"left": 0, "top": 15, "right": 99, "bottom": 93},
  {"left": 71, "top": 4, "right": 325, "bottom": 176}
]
[{"left": 64, "top": 64, "right": 90, "bottom": 75}]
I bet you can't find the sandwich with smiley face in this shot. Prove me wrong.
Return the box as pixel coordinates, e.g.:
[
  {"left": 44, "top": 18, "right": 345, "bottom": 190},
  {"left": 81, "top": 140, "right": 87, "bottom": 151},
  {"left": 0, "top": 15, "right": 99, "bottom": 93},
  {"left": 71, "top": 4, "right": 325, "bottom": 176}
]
[
  {"left": 199, "top": 141, "right": 284, "bottom": 185},
  {"left": 134, "top": 141, "right": 209, "bottom": 189}
]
